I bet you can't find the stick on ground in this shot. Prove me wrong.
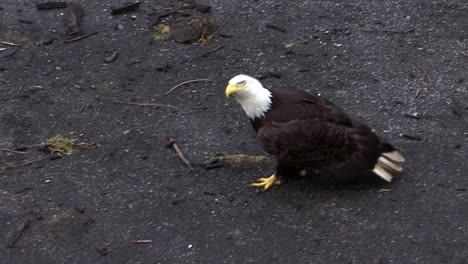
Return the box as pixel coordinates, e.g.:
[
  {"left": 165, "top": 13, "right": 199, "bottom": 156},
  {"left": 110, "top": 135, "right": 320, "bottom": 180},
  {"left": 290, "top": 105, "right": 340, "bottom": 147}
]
[
  {"left": 165, "top": 79, "right": 211, "bottom": 96},
  {"left": 8, "top": 219, "right": 31, "bottom": 248},
  {"left": 0, "top": 41, "right": 21, "bottom": 47},
  {"left": 63, "top": 32, "right": 98, "bottom": 43},
  {"left": 413, "top": 62, "right": 432, "bottom": 88},
  {"left": 0, "top": 148, "right": 28, "bottom": 154},
  {"left": 128, "top": 240, "right": 152, "bottom": 244},
  {"left": 112, "top": 100, "right": 178, "bottom": 109},
  {"left": 166, "top": 139, "right": 193, "bottom": 170},
  {"left": 3, "top": 157, "right": 49, "bottom": 170}
]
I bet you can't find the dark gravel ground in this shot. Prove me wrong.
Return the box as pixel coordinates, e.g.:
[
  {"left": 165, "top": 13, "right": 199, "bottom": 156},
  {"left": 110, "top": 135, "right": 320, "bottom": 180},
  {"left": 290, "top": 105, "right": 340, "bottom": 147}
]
[{"left": 1, "top": 1, "right": 468, "bottom": 263}]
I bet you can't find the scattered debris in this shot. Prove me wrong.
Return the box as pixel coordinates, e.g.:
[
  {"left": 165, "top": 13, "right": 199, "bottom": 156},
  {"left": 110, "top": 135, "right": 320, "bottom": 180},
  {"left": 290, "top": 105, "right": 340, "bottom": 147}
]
[
  {"left": 63, "top": 31, "right": 98, "bottom": 43},
  {"left": 8, "top": 219, "right": 31, "bottom": 248},
  {"left": 104, "top": 51, "right": 119, "bottom": 63},
  {"left": 129, "top": 240, "right": 152, "bottom": 244},
  {"left": 166, "top": 139, "right": 193, "bottom": 170},
  {"left": 0, "top": 41, "right": 20, "bottom": 47},
  {"left": 266, "top": 23, "right": 287, "bottom": 33},
  {"left": 112, "top": 100, "right": 178, "bottom": 109},
  {"left": 400, "top": 133, "right": 423, "bottom": 141},
  {"left": 36, "top": 2, "right": 67, "bottom": 10},
  {"left": 206, "top": 153, "right": 272, "bottom": 169},
  {"left": 111, "top": 1, "right": 141, "bottom": 16},
  {"left": 165, "top": 78, "right": 211, "bottom": 96},
  {"left": 65, "top": 2, "right": 84, "bottom": 35},
  {"left": 456, "top": 40, "right": 468, "bottom": 58}
]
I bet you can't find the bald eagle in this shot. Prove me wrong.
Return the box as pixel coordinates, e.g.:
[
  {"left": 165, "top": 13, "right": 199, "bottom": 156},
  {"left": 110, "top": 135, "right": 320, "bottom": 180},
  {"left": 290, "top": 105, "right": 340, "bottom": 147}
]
[{"left": 225, "top": 74, "right": 405, "bottom": 190}]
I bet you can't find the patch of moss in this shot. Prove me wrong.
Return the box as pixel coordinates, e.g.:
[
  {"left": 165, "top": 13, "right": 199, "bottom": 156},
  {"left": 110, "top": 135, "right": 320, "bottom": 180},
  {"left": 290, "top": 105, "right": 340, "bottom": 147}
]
[
  {"left": 44, "top": 135, "right": 97, "bottom": 156},
  {"left": 153, "top": 23, "right": 171, "bottom": 41}
]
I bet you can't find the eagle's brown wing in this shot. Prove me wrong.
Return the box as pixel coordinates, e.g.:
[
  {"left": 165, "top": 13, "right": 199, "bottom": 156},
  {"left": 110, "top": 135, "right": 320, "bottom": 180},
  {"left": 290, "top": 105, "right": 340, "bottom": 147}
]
[{"left": 257, "top": 119, "right": 381, "bottom": 176}]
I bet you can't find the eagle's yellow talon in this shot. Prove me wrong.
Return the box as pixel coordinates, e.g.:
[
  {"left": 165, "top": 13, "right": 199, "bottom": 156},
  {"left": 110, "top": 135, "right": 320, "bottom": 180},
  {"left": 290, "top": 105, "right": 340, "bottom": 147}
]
[
  {"left": 250, "top": 174, "right": 280, "bottom": 190},
  {"left": 299, "top": 170, "right": 307, "bottom": 177}
]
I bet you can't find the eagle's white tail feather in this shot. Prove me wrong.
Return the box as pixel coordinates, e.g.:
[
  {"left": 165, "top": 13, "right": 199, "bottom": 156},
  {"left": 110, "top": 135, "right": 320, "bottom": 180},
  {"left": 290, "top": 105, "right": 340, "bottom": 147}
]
[
  {"left": 378, "top": 156, "right": 403, "bottom": 173},
  {"left": 372, "top": 150, "right": 404, "bottom": 182},
  {"left": 382, "top": 150, "right": 405, "bottom": 164}
]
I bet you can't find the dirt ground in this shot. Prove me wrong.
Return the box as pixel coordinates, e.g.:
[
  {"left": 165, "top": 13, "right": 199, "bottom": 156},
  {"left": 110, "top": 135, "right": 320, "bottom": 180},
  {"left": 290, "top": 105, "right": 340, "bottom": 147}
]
[{"left": 1, "top": 1, "right": 467, "bottom": 263}]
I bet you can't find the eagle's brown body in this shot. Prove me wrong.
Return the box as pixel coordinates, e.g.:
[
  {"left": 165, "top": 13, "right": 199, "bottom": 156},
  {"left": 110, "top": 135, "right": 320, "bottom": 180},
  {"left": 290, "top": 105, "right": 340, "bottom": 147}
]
[
  {"left": 251, "top": 87, "right": 397, "bottom": 181},
  {"left": 225, "top": 74, "right": 404, "bottom": 189}
]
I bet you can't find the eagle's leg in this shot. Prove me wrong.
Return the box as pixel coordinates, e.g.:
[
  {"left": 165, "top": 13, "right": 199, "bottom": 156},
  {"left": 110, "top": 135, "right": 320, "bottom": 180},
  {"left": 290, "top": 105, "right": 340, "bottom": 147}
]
[{"left": 250, "top": 173, "right": 281, "bottom": 190}]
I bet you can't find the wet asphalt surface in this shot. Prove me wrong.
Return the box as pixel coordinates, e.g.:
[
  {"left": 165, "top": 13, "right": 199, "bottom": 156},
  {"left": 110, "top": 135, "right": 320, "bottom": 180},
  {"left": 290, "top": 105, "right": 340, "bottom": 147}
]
[{"left": 1, "top": 1, "right": 467, "bottom": 263}]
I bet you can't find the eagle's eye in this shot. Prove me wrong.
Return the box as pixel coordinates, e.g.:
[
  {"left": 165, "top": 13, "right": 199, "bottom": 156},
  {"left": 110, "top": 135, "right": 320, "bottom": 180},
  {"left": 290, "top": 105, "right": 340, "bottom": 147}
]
[{"left": 237, "top": 80, "right": 247, "bottom": 86}]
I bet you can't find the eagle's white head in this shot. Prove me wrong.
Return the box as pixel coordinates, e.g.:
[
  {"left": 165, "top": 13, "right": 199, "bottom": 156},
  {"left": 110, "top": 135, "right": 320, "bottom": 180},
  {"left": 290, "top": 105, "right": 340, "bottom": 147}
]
[{"left": 225, "top": 74, "right": 272, "bottom": 120}]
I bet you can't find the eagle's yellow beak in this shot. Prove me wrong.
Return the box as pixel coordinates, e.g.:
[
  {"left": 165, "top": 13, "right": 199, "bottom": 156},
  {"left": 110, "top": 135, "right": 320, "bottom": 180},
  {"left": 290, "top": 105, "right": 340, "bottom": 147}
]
[{"left": 225, "top": 83, "right": 243, "bottom": 98}]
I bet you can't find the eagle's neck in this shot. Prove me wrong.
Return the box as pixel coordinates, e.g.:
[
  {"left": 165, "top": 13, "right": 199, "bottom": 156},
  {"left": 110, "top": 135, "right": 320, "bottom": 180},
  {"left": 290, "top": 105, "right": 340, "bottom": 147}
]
[{"left": 236, "top": 86, "right": 272, "bottom": 120}]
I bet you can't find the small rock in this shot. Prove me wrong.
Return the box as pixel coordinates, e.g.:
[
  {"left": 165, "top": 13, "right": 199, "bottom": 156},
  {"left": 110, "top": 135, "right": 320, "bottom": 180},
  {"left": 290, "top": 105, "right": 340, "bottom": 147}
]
[
  {"left": 36, "top": 2, "right": 67, "bottom": 10},
  {"left": 111, "top": 1, "right": 140, "bottom": 16},
  {"left": 104, "top": 51, "right": 119, "bottom": 63},
  {"left": 170, "top": 26, "right": 201, "bottom": 44},
  {"left": 194, "top": 3, "right": 211, "bottom": 13},
  {"left": 18, "top": 18, "right": 34, "bottom": 24}
]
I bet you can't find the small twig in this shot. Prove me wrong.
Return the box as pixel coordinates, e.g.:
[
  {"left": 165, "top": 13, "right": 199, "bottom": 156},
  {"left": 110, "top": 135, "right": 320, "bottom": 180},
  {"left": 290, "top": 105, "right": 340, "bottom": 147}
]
[
  {"left": 456, "top": 40, "right": 468, "bottom": 58},
  {"left": 403, "top": 113, "right": 421, "bottom": 120},
  {"left": 200, "top": 45, "right": 223, "bottom": 58},
  {"left": 112, "top": 100, "right": 178, "bottom": 109},
  {"left": 8, "top": 219, "right": 31, "bottom": 248},
  {"left": 400, "top": 133, "right": 422, "bottom": 141},
  {"left": 379, "top": 24, "right": 421, "bottom": 34},
  {"left": 3, "top": 156, "right": 49, "bottom": 170},
  {"left": 166, "top": 139, "right": 193, "bottom": 170},
  {"left": 165, "top": 79, "right": 211, "bottom": 96},
  {"left": 0, "top": 41, "right": 20, "bottom": 47},
  {"left": 413, "top": 62, "right": 432, "bottom": 87},
  {"left": 0, "top": 148, "right": 28, "bottom": 154},
  {"left": 414, "top": 88, "right": 421, "bottom": 98},
  {"left": 63, "top": 32, "right": 98, "bottom": 43},
  {"left": 265, "top": 23, "right": 287, "bottom": 33},
  {"left": 4, "top": 47, "right": 21, "bottom": 58},
  {"left": 128, "top": 240, "right": 152, "bottom": 244}
]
